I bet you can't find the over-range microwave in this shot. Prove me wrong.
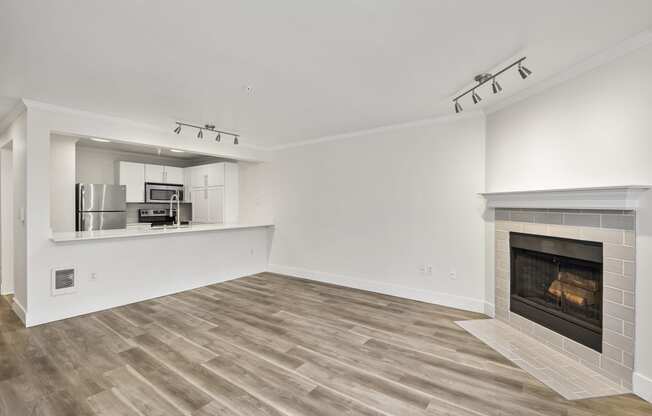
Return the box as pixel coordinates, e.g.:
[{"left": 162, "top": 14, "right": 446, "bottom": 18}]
[{"left": 145, "top": 182, "right": 184, "bottom": 203}]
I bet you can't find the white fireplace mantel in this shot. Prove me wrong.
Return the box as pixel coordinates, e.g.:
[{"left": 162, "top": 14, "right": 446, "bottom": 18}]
[{"left": 480, "top": 185, "right": 650, "bottom": 210}]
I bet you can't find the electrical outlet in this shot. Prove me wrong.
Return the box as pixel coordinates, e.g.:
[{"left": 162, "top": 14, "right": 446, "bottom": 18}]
[
  {"left": 449, "top": 269, "right": 457, "bottom": 280},
  {"left": 90, "top": 272, "right": 98, "bottom": 281}
]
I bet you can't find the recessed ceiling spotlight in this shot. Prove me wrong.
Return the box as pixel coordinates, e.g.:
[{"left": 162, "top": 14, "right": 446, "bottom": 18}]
[
  {"left": 169, "top": 149, "right": 185, "bottom": 153},
  {"left": 234, "top": 136, "right": 239, "bottom": 145},
  {"left": 90, "top": 137, "right": 111, "bottom": 143},
  {"left": 173, "top": 124, "right": 182, "bottom": 134},
  {"left": 244, "top": 85, "right": 255, "bottom": 94},
  {"left": 454, "top": 100, "right": 463, "bottom": 114},
  {"left": 215, "top": 132, "right": 221, "bottom": 142},
  {"left": 197, "top": 129, "right": 203, "bottom": 139}
]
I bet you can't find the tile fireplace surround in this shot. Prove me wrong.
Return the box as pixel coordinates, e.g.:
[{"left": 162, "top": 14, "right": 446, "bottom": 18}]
[{"left": 494, "top": 208, "right": 636, "bottom": 390}]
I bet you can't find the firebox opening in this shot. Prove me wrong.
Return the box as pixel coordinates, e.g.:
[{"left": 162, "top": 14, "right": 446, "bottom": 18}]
[{"left": 510, "top": 232, "right": 603, "bottom": 352}]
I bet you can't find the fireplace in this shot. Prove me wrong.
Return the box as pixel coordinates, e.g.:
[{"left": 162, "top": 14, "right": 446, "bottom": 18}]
[{"left": 510, "top": 232, "right": 603, "bottom": 352}]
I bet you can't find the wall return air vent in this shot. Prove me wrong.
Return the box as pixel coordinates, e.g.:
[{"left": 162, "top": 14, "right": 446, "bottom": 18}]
[{"left": 51, "top": 267, "right": 76, "bottom": 296}]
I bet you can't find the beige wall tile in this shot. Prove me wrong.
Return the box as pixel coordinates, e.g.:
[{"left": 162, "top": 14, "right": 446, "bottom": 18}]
[
  {"left": 523, "top": 223, "right": 547, "bottom": 235},
  {"left": 623, "top": 291, "right": 634, "bottom": 308},
  {"left": 623, "top": 261, "right": 635, "bottom": 277},
  {"left": 604, "top": 329, "right": 635, "bottom": 353},
  {"left": 604, "top": 301, "right": 635, "bottom": 323},
  {"left": 495, "top": 230, "right": 508, "bottom": 241},
  {"left": 603, "top": 315, "right": 623, "bottom": 334},
  {"left": 624, "top": 322, "right": 635, "bottom": 338},
  {"left": 495, "top": 221, "right": 523, "bottom": 232},
  {"left": 623, "top": 231, "right": 635, "bottom": 247},
  {"left": 603, "top": 258, "right": 623, "bottom": 274},
  {"left": 623, "top": 352, "right": 634, "bottom": 370},
  {"left": 602, "top": 343, "right": 622, "bottom": 362},
  {"left": 603, "top": 287, "right": 624, "bottom": 304},
  {"left": 604, "top": 272, "right": 634, "bottom": 292},
  {"left": 579, "top": 227, "right": 623, "bottom": 244},
  {"left": 547, "top": 224, "right": 580, "bottom": 239},
  {"left": 563, "top": 339, "right": 601, "bottom": 367},
  {"left": 604, "top": 244, "right": 635, "bottom": 261},
  {"left": 601, "top": 357, "right": 633, "bottom": 380}
]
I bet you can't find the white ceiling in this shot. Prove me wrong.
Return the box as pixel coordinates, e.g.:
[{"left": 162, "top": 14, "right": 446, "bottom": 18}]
[{"left": 1, "top": 1, "right": 651, "bottom": 147}]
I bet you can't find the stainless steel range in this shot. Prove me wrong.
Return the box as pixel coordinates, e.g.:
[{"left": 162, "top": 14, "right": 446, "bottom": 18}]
[{"left": 138, "top": 208, "right": 188, "bottom": 227}]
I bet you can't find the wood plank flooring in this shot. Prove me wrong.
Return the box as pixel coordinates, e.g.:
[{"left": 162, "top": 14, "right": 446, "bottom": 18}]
[{"left": 1, "top": 273, "right": 651, "bottom": 416}]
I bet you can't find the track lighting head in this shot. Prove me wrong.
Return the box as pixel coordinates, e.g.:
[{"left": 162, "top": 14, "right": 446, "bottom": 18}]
[
  {"left": 472, "top": 89, "right": 481, "bottom": 104},
  {"left": 454, "top": 100, "right": 463, "bottom": 113},
  {"left": 197, "top": 129, "right": 203, "bottom": 139},
  {"left": 173, "top": 124, "right": 182, "bottom": 134},
  {"left": 518, "top": 62, "right": 532, "bottom": 79},
  {"left": 215, "top": 132, "right": 221, "bottom": 142},
  {"left": 234, "top": 136, "right": 239, "bottom": 145},
  {"left": 492, "top": 78, "right": 502, "bottom": 94}
]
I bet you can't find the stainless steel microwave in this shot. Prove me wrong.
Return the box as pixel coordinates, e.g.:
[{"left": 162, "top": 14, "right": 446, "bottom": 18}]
[{"left": 145, "top": 182, "right": 184, "bottom": 203}]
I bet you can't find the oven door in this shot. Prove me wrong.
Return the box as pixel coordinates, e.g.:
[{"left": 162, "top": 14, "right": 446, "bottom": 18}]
[{"left": 145, "top": 183, "right": 184, "bottom": 203}]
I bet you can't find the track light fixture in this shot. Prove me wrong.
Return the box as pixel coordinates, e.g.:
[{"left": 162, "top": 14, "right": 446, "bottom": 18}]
[
  {"left": 471, "top": 89, "right": 481, "bottom": 104},
  {"left": 518, "top": 62, "right": 532, "bottom": 79},
  {"left": 173, "top": 122, "right": 240, "bottom": 145},
  {"left": 492, "top": 78, "right": 502, "bottom": 94},
  {"left": 452, "top": 57, "right": 532, "bottom": 113}
]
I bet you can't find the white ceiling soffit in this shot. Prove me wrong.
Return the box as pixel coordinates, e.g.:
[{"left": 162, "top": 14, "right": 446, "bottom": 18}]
[{"left": 1, "top": 1, "right": 651, "bottom": 147}]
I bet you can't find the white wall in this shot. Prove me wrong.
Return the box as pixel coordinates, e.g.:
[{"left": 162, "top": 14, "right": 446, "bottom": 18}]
[
  {"left": 50, "top": 135, "right": 77, "bottom": 232},
  {"left": 0, "top": 149, "right": 13, "bottom": 295},
  {"left": 0, "top": 111, "right": 28, "bottom": 317},
  {"left": 486, "top": 43, "right": 652, "bottom": 401},
  {"left": 19, "top": 102, "right": 272, "bottom": 326},
  {"left": 260, "top": 115, "right": 488, "bottom": 312}
]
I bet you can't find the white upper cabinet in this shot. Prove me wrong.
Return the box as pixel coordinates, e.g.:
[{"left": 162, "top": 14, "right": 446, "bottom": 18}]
[
  {"left": 145, "top": 164, "right": 165, "bottom": 183},
  {"left": 189, "top": 164, "right": 225, "bottom": 189},
  {"left": 164, "top": 166, "right": 184, "bottom": 185},
  {"left": 188, "top": 162, "right": 237, "bottom": 224},
  {"left": 117, "top": 162, "right": 145, "bottom": 203},
  {"left": 145, "top": 164, "right": 184, "bottom": 184}
]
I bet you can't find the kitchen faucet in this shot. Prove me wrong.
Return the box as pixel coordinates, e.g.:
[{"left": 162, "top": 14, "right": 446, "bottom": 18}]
[{"left": 169, "top": 193, "right": 181, "bottom": 227}]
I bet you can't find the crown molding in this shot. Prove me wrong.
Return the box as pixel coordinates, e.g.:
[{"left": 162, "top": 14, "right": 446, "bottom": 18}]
[
  {"left": 268, "top": 110, "right": 485, "bottom": 151},
  {"left": 0, "top": 99, "right": 27, "bottom": 134},
  {"left": 486, "top": 29, "right": 652, "bottom": 115}
]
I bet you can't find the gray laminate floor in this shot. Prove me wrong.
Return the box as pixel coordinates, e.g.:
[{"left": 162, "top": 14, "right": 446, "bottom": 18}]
[{"left": 1, "top": 273, "right": 651, "bottom": 415}]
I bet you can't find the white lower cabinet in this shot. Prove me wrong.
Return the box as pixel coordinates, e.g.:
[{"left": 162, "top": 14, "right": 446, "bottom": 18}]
[{"left": 191, "top": 187, "right": 224, "bottom": 224}]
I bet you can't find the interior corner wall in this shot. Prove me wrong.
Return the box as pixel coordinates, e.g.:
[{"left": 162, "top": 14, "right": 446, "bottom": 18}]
[
  {"left": 2, "top": 112, "right": 28, "bottom": 316},
  {"left": 262, "top": 115, "right": 488, "bottom": 312},
  {"left": 485, "top": 43, "right": 652, "bottom": 401}
]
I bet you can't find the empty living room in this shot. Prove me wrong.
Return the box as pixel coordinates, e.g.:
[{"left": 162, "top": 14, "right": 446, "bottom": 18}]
[{"left": 2, "top": 1, "right": 652, "bottom": 415}]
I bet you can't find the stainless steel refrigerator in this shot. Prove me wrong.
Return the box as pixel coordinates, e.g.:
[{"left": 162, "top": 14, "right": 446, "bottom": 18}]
[{"left": 76, "top": 183, "right": 127, "bottom": 231}]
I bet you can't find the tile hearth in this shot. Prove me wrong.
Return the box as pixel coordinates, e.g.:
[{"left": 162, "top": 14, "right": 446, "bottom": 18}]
[{"left": 458, "top": 319, "right": 629, "bottom": 400}]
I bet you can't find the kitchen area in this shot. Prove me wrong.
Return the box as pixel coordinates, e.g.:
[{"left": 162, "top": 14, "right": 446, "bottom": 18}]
[{"left": 50, "top": 134, "right": 260, "bottom": 242}]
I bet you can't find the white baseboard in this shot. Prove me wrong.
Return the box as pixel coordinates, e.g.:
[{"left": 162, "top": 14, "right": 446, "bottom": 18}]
[
  {"left": 484, "top": 302, "right": 495, "bottom": 317},
  {"left": 12, "top": 297, "right": 26, "bottom": 325},
  {"left": 268, "top": 264, "right": 487, "bottom": 314},
  {"left": 634, "top": 372, "right": 652, "bottom": 403}
]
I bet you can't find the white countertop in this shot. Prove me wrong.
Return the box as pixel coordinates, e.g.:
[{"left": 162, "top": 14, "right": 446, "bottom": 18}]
[{"left": 51, "top": 223, "right": 274, "bottom": 242}]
